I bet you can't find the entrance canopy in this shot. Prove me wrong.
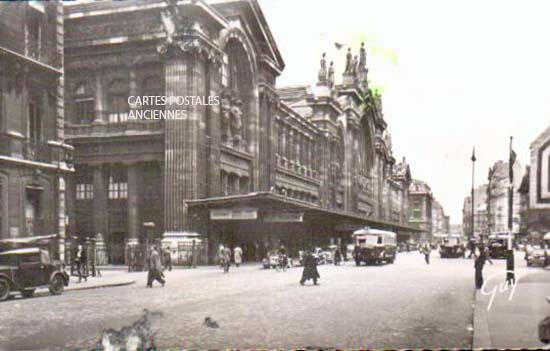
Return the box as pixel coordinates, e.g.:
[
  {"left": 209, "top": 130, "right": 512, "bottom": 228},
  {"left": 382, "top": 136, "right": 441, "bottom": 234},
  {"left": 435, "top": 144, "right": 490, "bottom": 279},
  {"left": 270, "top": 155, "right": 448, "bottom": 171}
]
[{"left": 185, "top": 192, "right": 422, "bottom": 235}]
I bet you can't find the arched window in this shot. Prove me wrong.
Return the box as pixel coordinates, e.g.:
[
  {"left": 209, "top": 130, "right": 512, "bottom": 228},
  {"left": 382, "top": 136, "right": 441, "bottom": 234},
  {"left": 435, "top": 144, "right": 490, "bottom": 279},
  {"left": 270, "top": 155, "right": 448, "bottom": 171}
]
[
  {"left": 108, "top": 80, "right": 129, "bottom": 123},
  {"left": 74, "top": 82, "right": 94, "bottom": 124}
]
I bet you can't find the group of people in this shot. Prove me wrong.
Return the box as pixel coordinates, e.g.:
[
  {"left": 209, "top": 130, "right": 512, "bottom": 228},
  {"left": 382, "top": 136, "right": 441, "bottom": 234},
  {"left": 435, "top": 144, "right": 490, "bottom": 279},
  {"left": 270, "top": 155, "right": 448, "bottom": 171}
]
[{"left": 218, "top": 245, "right": 243, "bottom": 273}]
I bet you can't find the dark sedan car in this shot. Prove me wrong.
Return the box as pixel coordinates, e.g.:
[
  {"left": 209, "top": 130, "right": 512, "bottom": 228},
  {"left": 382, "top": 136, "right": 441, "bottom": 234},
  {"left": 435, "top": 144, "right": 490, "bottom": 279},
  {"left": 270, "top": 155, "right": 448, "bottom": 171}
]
[{"left": 0, "top": 248, "right": 69, "bottom": 301}]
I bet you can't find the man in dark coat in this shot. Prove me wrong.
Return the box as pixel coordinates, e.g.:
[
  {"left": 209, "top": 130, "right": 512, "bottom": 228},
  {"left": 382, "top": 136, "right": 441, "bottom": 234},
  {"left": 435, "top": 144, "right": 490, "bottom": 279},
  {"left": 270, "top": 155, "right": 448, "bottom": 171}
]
[
  {"left": 163, "top": 247, "right": 172, "bottom": 272},
  {"left": 300, "top": 250, "right": 320, "bottom": 285},
  {"left": 334, "top": 247, "right": 342, "bottom": 266},
  {"left": 474, "top": 248, "right": 493, "bottom": 289},
  {"left": 147, "top": 246, "right": 165, "bottom": 288}
]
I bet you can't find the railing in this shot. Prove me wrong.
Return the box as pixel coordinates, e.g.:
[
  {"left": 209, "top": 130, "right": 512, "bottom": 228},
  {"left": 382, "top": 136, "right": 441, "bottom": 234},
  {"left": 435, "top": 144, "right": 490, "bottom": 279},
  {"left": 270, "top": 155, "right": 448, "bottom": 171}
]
[
  {"left": 66, "top": 120, "right": 164, "bottom": 138},
  {"left": 275, "top": 154, "right": 318, "bottom": 179},
  {"left": 24, "top": 140, "right": 52, "bottom": 163}
]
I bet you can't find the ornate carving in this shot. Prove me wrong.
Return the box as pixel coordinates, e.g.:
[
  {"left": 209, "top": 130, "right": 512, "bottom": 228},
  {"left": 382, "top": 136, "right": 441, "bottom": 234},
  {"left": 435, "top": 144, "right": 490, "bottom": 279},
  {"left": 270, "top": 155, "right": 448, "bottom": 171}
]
[
  {"left": 156, "top": 0, "right": 222, "bottom": 64},
  {"left": 220, "top": 91, "right": 232, "bottom": 144},
  {"left": 230, "top": 97, "right": 243, "bottom": 146}
]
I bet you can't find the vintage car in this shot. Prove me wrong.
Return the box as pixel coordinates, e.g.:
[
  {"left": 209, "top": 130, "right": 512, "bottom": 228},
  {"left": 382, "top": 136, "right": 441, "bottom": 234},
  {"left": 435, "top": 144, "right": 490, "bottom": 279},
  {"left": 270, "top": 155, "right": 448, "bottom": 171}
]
[
  {"left": 439, "top": 234, "right": 466, "bottom": 258},
  {"left": 526, "top": 245, "right": 548, "bottom": 267},
  {"left": 488, "top": 234, "right": 509, "bottom": 259},
  {"left": 263, "top": 251, "right": 292, "bottom": 269},
  {"left": 352, "top": 227, "right": 397, "bottom": 265},
  {"left": 0, "top": 248, "right": 69, "bottom": 301}
]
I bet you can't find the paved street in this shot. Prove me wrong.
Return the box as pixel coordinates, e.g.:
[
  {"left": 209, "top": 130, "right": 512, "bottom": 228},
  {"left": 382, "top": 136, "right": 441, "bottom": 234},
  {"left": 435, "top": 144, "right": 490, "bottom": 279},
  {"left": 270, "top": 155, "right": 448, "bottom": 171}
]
[{"left": 0, "top": 252, "right": 477, "bottom": 350}]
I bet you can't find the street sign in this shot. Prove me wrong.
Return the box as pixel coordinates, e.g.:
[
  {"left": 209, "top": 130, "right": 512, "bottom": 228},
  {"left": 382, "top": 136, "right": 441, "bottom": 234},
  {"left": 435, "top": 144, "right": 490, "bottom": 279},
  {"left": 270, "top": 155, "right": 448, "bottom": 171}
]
[
  {"left": 210, "top": 208, "right": 258, "bottom": 220},
  {"left": 263, "top": 212, "right": 304, "bottom": 223}
]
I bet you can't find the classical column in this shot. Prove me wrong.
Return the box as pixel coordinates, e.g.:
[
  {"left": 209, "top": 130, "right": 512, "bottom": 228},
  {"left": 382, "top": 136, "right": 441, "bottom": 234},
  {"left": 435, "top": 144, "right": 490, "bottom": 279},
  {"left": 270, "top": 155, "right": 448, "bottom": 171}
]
[
  {"left": 162, "top": 44, "right": 209, "bottom": 233},
  {"left": 92, "top": 165, "right": 108, "bottom": 240},
  {"left": 93, "top": 71, "right": 106, "bottom": 124},
  {"left": 126, "top": 163, "right": 139, "bottom": 246},
  {"left": 207, "top": 59, "right": 222, "bottom": 197}
]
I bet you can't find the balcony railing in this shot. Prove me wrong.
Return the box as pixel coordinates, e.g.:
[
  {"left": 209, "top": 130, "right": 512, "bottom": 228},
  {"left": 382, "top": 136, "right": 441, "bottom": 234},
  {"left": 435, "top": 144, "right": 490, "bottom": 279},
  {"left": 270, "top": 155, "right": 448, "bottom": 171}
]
[
  {"left": 24, "top": 140, "right": 52, "bottom": 163},
  {"left": 0, "top": 134, "right": 71, "bottom": 166},
  {"left": 66, "top": 120, "right": 164, "bottom": 138}
]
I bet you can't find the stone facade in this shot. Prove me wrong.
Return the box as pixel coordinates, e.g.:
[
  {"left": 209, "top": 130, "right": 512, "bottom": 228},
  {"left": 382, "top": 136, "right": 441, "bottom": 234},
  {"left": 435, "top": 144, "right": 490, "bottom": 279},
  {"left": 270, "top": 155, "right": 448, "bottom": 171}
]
[
  {"left": 0, "top": 2, "right": 73, "bottom": 259},
  {"left": 63, "top": 0, "right": 418, "bottom": 264},
  {"left": 518, "top": 125, "right": 550, "bottom": 234},
  {"left": 408, "top": 179, "right": 433, "bottom": 242}
]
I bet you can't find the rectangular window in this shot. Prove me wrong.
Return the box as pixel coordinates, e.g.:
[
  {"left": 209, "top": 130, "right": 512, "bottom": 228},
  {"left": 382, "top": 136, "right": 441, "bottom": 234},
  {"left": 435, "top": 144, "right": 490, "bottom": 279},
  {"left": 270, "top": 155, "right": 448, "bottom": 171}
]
[
  {"left": 29, "top": 101, "right": 41, "bottom": 144},
  {"left": 108, "top": 96, "right": 129, "bottom": 123},
  {"left": 109, "top": 178, "right": 119, "bottom": 199},
  {"left": 108, "top": 176, "right": 127, "bottom": 199},
  {"left": 25, "top": 10, "right": 42, "bottom": 60},
  {"left": 76, "top": 183, "right": 93, "bottom": 200},
  {"left": 75, "top": 98, "right": 94, "bottom": 124}
]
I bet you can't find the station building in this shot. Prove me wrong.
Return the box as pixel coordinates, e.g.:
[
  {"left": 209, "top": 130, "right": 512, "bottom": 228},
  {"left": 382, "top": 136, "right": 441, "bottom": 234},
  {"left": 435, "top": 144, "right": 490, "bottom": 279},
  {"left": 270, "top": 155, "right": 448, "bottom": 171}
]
[{"left": 63, "top": 0, "right": 420, "bottom": 264}]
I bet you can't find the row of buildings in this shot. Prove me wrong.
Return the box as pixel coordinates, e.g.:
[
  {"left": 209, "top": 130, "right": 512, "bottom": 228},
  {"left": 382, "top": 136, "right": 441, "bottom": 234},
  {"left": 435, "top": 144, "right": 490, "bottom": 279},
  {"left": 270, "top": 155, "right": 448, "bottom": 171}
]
[
  {"left": 462, "top": 127, "right": 550, "bottom": 242},
  {"left": 0, "top": 0, "right": 449, "bottom": 264}
]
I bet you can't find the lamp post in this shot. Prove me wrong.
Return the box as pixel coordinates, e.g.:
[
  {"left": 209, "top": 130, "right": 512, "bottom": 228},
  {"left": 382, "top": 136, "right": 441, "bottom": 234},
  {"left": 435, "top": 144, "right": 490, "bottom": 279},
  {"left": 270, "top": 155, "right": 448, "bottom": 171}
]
[
  {"left": 470, "top": 147, "right": 476, "bottom": 243},
  {"left": 506, "top": 137, "right": 516, "bottom": 284}
]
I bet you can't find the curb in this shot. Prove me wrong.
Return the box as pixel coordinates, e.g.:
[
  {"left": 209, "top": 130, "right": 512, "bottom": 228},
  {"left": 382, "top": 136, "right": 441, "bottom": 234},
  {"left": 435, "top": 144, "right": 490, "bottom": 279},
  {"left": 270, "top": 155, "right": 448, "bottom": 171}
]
[
  {"left": 66, "top": 279, "right": 136, "bottom": 292},
  {"left": 33, "top": 280, "right": 136, "bottom": 298},
  {"left": 472, "top": 289, "right": 492, "bottom": 349}
]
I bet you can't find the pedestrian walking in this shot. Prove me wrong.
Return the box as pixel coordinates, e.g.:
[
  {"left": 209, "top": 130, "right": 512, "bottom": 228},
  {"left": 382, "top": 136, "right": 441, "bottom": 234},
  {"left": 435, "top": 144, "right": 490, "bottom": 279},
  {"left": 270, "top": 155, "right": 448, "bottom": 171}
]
[
  {"left": 74, "top": 244, "right": 87, "bottom": 283},
  {"left": 474, "top": 247, "right": 493, "bottom": 289},
  {"left": 278, "top": 245, "right": 288, "bottom": 271},
  {"left": 190, "top": 240, "right": 198, "bottom": 268},
  {"left": 234, "top": 245, "right": 243, "bottom": 268},
  {"left": 146, "top": 246, "right": 165, "bottom": 288},
  {"left": 218, "top": 244, "right": 225, "bottom": 268},
  {"left": 422, "top": 244, "right": 431, "bottom": 265},
  {"left": 222, "top": 245, "right": 232, "bottom": 273},
  {"left": 467, "top": 240, "right": 477, "bottom": 259},
  {"left": 334, "top": 247, "right": 342, "bottom": 266},
  {"left": 300, "top": 250, "right": 320, "bottom": 286},
  {"left": 163, "top": 247, "right": 172, "bottom": 272}
]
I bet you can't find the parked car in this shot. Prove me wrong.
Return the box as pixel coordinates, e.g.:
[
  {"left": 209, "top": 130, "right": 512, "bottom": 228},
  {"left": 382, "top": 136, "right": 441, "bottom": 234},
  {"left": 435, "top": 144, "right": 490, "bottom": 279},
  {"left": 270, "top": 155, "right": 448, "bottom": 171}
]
[
  {"left": 262, "top": 251, "right": 292, "bottom": 269},
  {"left": 526, "top": 245, "right": 548, "bottom": 267},
  {"left": 0, "top": 248, "right": 69, "bottom": 301}
]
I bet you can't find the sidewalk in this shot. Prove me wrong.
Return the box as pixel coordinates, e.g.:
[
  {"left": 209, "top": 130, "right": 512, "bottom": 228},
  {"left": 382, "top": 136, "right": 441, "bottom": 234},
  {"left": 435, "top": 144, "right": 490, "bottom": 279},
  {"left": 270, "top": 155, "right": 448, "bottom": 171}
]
[
  {"left": 35, "top": 270, "right": 135, "bottom": 296},
  {"left": 473, "top": 260, "right": 550, "bottom": 349}
]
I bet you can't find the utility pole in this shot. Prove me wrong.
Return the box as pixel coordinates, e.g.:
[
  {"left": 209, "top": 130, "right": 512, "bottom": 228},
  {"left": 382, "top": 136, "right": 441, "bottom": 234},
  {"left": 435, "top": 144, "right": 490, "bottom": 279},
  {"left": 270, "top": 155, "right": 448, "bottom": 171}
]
[
  {"left": 507, "top": 137, "right": 516, "bottom": 284},
  {"left": 470, "top": 147, "right": 476, "bottom": 243}
]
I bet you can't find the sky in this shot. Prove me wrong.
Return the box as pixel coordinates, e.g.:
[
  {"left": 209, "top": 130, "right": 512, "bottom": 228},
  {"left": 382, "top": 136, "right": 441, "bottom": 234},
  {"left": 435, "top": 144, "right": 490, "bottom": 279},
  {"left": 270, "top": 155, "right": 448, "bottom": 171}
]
[{"left": 259, "top": 0, "right": 550, "bottom": 224}]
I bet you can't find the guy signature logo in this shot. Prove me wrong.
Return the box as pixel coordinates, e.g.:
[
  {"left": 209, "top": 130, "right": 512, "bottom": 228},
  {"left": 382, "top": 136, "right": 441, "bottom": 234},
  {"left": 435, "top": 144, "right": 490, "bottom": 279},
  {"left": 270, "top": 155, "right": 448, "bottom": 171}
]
[{"left": 481, "top": 270, "right": 523, "bottom": 311}]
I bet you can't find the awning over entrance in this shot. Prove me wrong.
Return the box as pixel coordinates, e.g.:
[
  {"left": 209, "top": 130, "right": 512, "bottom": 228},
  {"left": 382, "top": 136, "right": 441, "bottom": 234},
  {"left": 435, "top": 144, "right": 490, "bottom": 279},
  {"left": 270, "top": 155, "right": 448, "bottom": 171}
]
[{"left": 185, "top": 192, "right": 422, "bottom": 235}]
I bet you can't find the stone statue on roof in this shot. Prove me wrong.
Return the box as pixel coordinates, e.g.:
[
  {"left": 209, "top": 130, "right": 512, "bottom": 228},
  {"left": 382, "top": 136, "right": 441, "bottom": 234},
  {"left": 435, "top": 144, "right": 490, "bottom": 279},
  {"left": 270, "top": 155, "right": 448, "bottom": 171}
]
[
  {"left": 318, "top": 52, "right": 327, "bottom": 84},
  {"left": 328, "top": 61, "right": 335, "bottom": 87},
  {"left": 359, "top": 42, "right": 367, "bottom": 71},
  {"left": 352, "top": 55, "right": 359, "bottom": 76},
  {"left": 344, "top": 48, "right": 353, "bottom": 74}
]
